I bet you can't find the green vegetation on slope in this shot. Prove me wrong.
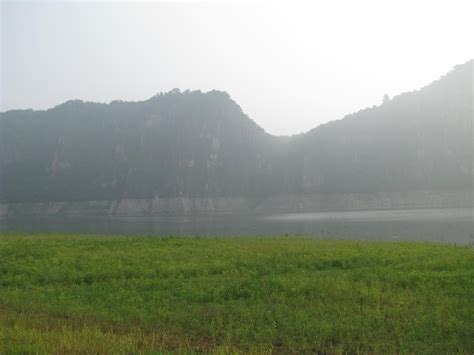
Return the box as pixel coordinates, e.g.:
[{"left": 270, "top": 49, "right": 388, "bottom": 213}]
[
  {"left": 0, "top": 234, "right": 473, "bottom": 353},
  {"left": 1, "top": 61, "right": 472, "bottom": 203}
]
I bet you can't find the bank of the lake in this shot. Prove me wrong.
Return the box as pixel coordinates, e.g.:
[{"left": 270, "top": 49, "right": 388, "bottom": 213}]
[{"left": 1, "top": 234, "right": 473, "bottom": 353}]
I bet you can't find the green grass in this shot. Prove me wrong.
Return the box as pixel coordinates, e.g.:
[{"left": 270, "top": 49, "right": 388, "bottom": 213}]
[{"left": 0, "top": 234, "right": 473, "bottom": 353}]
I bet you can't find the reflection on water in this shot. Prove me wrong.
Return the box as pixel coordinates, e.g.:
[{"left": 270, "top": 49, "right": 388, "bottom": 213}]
[{"left": 0, "top": 208, "right": 472, "bottom": 244}]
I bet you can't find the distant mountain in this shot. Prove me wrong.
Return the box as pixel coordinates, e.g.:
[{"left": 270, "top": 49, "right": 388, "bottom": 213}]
[
  {"left": 287, "top": 60, "right": 473, "bottom": 194},
  {"left": 0, "top": 61, "right": 472, "bottom": 212},
  {"left": 0, "top": 90, "right": 283, "bottom": 202}
]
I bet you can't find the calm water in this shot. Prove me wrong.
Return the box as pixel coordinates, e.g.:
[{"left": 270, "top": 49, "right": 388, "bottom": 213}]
[{"left": 1, "top": 207, "right": 472, "bottom": 244}]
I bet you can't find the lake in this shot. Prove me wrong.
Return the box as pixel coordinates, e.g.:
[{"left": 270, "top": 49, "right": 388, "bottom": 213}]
[{"left": 1, "top": 207, "right": 472, "bottom": 244}]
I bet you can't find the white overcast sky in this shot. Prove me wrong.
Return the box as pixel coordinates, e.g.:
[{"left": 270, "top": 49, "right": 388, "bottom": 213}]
[{"left": 1, "top": 0, "right": 473, "bottom": 135}]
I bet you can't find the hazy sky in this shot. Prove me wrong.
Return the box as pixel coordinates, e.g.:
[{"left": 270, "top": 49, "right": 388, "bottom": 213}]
[{"left": 1, "top": 0, "right": 473, "bottom": 135}]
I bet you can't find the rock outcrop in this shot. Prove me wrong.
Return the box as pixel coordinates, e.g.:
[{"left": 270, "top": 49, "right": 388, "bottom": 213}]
[{"left": 0, "top": 61, "right": 472, "bottom": 215}]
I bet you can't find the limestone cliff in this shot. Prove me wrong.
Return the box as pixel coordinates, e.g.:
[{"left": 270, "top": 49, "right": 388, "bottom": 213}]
[{"left": 0, "top": 61, "right": 472, "bottom": 214}]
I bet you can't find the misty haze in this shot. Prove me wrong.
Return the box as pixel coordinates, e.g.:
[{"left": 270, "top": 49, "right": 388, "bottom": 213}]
[{"left": 0, "top": 1, "right": 473, "bottom": 353}]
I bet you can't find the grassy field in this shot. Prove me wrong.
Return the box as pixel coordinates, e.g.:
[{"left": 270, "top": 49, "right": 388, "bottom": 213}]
[{"left": 0, "top": 234, "right": 473, "bottom": 353}]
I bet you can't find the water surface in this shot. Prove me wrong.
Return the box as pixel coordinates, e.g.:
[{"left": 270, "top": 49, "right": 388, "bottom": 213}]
[{"left": 1, "top": 208, "right": 472, "bottom": 244}]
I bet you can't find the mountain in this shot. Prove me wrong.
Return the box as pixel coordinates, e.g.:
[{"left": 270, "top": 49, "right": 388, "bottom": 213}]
[
  {"left": 0, "top": 90, "right": 283, "bottom": 203},
  {"left": 287, "top": 60, "right": 472, "bottom": 194},
  {"left": 0, "top": 61, "right": 472, "bottom": 214}
]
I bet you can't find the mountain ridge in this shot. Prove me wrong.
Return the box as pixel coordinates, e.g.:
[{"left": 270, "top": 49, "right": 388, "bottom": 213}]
[
  {"left": 3, "top": 59, "right": 472, "bottom": 136},
  {"left": 0, "top": 61, "right": 472, "bottom": 214}
]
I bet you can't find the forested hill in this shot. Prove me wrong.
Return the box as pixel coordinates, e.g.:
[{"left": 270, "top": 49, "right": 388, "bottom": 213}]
[
  {"left": 0, "top": 90, "right": 282, "bottom": 202},
  {"left": 0, "top": 61, "right": 472, "bottom": 204},
  {"left": 287, "top": 60, "right": 473, "bottom": 194}
]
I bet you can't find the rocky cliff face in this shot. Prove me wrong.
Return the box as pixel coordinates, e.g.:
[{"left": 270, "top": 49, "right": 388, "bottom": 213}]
[
  {"left": 0, "top": 90, "right": 284, "bottom": 203},
  {"left": 0, "top": 61, "right": 472, "bottom": 214}
]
